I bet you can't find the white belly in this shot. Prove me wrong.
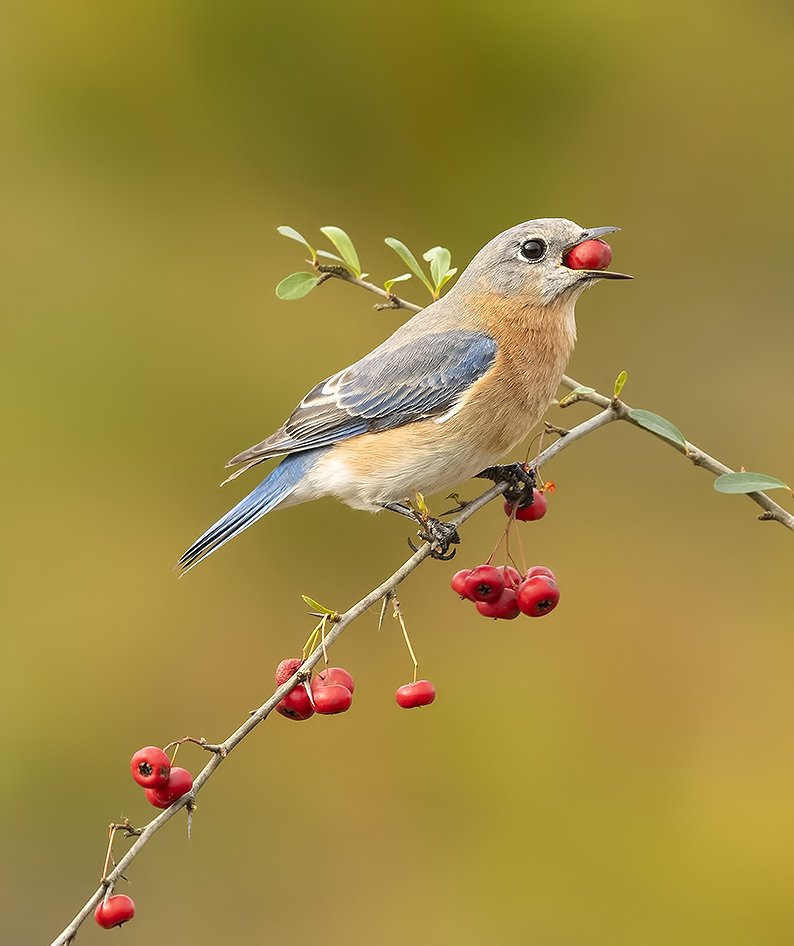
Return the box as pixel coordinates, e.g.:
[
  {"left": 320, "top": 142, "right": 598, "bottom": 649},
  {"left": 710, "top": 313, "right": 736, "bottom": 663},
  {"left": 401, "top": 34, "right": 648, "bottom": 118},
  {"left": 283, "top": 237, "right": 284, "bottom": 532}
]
[{"left": 293, "top": 441, "right": 507, "bottom": 511}]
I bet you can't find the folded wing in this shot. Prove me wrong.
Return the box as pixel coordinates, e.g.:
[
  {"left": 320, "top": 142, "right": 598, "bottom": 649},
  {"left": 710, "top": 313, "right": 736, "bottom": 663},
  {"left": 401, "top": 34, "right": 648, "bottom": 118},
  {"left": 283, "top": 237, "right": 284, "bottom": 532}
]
[{"left": 226, "top": 329, "right": 497, "bottom": 475}]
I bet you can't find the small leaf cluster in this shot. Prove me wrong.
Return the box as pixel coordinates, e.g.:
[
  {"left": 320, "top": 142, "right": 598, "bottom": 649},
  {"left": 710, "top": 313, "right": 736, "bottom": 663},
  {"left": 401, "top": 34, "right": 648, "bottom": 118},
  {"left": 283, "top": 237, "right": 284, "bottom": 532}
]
[{"left": 275, "top": 225, "right": 457, "bottom": 302}]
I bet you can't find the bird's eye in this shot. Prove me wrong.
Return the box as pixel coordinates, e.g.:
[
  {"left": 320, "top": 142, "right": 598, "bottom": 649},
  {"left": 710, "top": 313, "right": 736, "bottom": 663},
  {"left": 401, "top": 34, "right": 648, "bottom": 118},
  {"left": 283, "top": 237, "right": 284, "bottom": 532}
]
[{"left": 519, "top": 239, "right": 547, "bottom": 262}]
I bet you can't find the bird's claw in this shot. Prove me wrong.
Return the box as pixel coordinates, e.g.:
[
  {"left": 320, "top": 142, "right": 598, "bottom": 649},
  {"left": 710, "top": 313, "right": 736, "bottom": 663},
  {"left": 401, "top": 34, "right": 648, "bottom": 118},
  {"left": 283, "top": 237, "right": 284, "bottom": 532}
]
[
  {"left": 417, "top": 517, "right": 460, "bottom": 560},
  {"left": 476, "top": 461, "right": 537, "bottom": 505}
]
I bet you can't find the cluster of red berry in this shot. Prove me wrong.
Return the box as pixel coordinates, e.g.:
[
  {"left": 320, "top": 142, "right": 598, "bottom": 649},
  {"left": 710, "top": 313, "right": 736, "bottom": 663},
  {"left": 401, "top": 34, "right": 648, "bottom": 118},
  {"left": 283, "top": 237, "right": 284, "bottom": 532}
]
[
  {"left": 276, "top": 659, "right": 436, "bottom": 718},
  {"left": 452, "top": 564, "right": 560, "bottom": 620},
  {"left": 130, "top": 745, "right": 194, "bottom": 808}
]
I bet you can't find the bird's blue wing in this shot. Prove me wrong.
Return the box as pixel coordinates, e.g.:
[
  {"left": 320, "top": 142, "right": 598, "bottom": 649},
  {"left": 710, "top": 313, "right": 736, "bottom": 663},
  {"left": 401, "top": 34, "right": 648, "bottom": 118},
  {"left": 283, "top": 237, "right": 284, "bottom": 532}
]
[{"left": 226, "top": 329, "right": 497, "bottom": 468}]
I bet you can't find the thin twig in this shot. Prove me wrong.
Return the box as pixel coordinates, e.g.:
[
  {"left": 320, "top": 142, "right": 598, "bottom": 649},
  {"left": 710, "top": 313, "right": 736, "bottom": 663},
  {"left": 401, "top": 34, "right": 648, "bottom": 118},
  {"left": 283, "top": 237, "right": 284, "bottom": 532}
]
[{"left": 558, "top": 375, "right": 794, "bottom": 532}]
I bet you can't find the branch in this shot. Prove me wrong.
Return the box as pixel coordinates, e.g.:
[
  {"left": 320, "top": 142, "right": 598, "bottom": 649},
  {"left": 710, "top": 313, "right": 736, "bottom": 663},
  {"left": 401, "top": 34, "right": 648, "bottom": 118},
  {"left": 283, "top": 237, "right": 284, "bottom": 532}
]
[
  {"left": 50, "top": 403, "right": 617, "bottom": 946},
  {"left": 557, "top": 376, "right": 794, "bottom": 532},
  {"left": 52, "top": 252, "right": 791, "bottom": 944}
]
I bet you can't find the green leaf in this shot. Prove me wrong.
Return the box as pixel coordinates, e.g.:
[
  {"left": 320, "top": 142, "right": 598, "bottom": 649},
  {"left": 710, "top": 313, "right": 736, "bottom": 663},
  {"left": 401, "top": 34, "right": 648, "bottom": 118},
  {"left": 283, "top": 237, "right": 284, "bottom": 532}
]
[
  {"left": 628, "top": 408, "right": 687, "bottom": 448},
  {"left": 384, "top": 273, "right": 412, "bottom": 293},
  {"left": 277, "top": 225, "right": 316, "bottom": 260},
  {"left": 275, "top": 272, "right": 320, "bottom": 300},
  {"left": 437, "top": 268, "right": 458, "bottom": 292},
  {"left": 385, "top": 237, "right": 435, "bottom": 295},
  {"left": 423, "top": 246, "right": 452, "bottom": 290},
  {"left": 301, "top": 594, "right": 336, "bottom": 615},
  {"left": 614, "top": 370, "right": 628, "bottom": 397},
  {"left": 713, "top": 472, "right": 789, "bottom": 494},
  {"left": 320, "top": 226, "right": 361, "bottom": 277}
]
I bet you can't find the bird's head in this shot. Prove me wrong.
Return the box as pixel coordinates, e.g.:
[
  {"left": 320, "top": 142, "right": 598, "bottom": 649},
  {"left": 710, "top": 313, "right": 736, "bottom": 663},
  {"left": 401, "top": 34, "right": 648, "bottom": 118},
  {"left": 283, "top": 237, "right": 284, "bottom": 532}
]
[{"left": 458, "top": 218, "right": 632, "bottom": 306}]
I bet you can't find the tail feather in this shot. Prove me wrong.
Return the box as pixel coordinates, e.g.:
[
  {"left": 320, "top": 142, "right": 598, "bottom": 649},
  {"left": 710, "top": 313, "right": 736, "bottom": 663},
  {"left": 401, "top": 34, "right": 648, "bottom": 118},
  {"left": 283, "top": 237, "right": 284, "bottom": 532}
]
[{"left": 178, "top": 448, "right": 325, "bottom": 573}]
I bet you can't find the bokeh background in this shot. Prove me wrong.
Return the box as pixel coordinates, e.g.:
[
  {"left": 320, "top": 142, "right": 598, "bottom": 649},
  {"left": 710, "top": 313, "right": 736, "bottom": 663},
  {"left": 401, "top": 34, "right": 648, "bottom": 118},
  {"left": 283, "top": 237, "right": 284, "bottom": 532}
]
[{"left": 2, "top": 2, "right": 793, "bottom": 943}]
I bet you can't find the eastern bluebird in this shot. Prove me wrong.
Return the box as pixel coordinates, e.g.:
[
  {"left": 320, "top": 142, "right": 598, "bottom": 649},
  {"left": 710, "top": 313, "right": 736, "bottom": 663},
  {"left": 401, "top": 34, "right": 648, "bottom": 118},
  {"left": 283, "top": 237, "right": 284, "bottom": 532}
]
[{"left": 179, "top": 218, "right": 629, "bottom": 572}]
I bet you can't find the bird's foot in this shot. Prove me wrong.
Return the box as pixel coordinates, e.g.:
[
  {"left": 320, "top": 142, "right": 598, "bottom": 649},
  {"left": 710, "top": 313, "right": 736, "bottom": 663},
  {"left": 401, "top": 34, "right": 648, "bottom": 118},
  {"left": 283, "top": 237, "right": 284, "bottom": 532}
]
[
  {"left": 380, "top": 501, "right": 460, "bottom": 560},
  {"left": 416, "top": 517, "right": 460, "bottom": 561},
  {"left": 476, "top": 461, "right": 537, "bottom": 505}
]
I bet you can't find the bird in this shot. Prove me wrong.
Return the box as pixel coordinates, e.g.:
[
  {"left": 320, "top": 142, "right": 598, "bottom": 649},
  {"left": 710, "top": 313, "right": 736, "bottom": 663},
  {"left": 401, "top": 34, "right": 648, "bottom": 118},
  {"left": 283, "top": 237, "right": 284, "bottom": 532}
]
[{"left": 178, "top": 218, "right": 630, "bottom": 573}]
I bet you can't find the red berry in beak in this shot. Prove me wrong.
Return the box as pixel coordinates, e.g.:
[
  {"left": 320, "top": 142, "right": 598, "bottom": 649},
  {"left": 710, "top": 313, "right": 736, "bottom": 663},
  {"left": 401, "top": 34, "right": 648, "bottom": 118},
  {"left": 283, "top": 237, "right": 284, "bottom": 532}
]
[
  {"left": 94, "top": 894, "right": 136, "bottom": 929},
  {"left": 563, "top": 239, "right": 612, "bottom": 271}
]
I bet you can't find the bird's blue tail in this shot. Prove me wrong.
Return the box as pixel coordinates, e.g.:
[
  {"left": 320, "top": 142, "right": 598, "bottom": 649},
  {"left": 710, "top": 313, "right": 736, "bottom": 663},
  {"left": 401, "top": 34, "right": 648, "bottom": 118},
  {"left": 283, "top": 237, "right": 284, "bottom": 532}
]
[{"left": 178, "top": 448, "right": 325, "bottom": 573}]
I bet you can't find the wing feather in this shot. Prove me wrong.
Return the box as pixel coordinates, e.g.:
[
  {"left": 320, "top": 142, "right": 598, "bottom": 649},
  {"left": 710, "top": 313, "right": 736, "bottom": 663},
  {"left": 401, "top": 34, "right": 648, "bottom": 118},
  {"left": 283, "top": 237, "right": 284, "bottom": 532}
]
[{"left": 226, "top": 329, "right": 497, "bottom": 469}]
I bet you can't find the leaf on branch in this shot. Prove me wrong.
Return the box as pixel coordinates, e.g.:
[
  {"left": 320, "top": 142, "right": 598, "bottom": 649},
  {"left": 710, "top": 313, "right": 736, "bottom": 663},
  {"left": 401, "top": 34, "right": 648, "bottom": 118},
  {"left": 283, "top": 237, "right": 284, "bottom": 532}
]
[
  {"left": 627, "top": 408, "right": 687, "bottom": 448},
  {"left": 614, "top": 370, "right": 628, "bottom": 398},
  {"left": 320, "top": 227, "right": 361, "bottom": 277},
  {"left": 385, "top": 237, "right": 435, "bottom": 296},
  {"left": 277, "top": 226, "right": 316, "bottom": 261},
  {"left": 276, "top": 272, "right": 321, "bottom": 300},
  {"left": 713, "top": 472, "right": 790, "bottom": 494},
  {"left": 422, "top": 245, "right": 449, "bottom": 288},
  {"left": 301, "top": 594, "right": 336, "bottom": 615},
  {"left": 384, "top": 273, "right": 412, "bottom": 293},
  {"left": 558, "top": 385, "right": 595, "bottom": 407}
]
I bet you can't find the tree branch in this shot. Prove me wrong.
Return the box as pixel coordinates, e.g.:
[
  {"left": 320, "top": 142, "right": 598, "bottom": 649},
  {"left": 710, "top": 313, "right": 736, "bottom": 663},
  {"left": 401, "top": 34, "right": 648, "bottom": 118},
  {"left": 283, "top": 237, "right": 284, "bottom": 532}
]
[
  {"left": 50, "top": 402, "right": 618, "bottom": 946},
  {"left": 51, "top": 251, "right": 791, "bottom": 945},
  {"left": 557, "top": 376, "right": 794, "bottom": 532}
]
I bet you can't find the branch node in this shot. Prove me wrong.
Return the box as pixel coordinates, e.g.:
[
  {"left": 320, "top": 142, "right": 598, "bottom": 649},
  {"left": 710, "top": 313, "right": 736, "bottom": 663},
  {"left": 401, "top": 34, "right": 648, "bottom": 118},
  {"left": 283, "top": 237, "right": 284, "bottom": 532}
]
[{"left": 544, "top": 421, "right": 570, "bottom": 438}]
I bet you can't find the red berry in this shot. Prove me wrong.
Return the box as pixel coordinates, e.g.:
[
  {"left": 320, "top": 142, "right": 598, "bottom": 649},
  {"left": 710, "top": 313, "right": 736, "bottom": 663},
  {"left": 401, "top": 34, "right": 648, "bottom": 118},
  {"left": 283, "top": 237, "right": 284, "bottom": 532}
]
[
  {"left": 395, "top": 680, "right": 436, "bottom": 708},
  {"left": 313, "top": 684, "right": 352, "bottom": 715},
  {"left": 475, "top": 588, "right": 521, "bottom": 620},
  {"left": 312, "top": 667, "right": 355, "bottom": 694},
  {"left": 463, "top": 564, "right": 505, "bottom": 603},
  {"left": 276, "top": 684, "right": 315, "bottom": 721},
  {"left": 562, "top": 238, "right": 613, "bottom": 271},
  {"left": 130, "top": 746, "right": 170, "bottom": 790},
  {"left": 501, "top": 565, "right": 522, "bottom": 589},
  {"left": 275, "top": 657, "right": 303, "bottom": 685},
  {"left": 516, "top": 575, "right": 560, "bottom": 617},
  {"left": 94, "top": 894, "right": 135, "bottom": 929},
  {"left": 505, "top": 489, "right": 547, "bottom": 521},
  {"left": 144, "top": 767, "right": 193, "bottom": 808},
  {"left": 527, "top": 565, "right": 556, "bottom": 581},
  {"left": 451, "top": 569, "right": 472, "bottom": 597}
]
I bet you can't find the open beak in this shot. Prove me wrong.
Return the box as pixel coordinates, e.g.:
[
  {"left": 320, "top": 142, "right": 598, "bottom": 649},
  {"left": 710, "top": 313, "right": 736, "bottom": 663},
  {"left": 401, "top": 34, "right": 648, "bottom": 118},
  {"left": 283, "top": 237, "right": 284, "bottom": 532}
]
[{"left": 565, "top": 225, "right": 633, "bottom": 280}]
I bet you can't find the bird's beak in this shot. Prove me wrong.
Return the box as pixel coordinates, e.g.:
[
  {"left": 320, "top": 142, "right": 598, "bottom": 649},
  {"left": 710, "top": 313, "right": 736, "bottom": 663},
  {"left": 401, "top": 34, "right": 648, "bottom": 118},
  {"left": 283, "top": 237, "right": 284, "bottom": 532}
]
[
  {"left": 566, "top": 225, "right": 633, "bottom": 280},
  {"left": 571, "top": 225, "right": 621, "bottom": 246}
]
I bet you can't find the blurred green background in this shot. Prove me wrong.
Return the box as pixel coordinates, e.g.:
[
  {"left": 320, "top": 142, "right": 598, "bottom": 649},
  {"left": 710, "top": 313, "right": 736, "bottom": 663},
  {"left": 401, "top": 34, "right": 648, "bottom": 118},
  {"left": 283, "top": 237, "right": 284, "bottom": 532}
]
[{"left": 2, "top": 1, "right": 793, "bottom": 943}]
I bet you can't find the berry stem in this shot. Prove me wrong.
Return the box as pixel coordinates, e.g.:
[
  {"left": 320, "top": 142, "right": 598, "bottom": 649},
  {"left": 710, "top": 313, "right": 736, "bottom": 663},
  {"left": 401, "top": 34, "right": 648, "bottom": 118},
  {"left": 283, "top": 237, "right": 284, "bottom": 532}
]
[{"left": 392, "top": 595, "right": 419, "bottom": 683}]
